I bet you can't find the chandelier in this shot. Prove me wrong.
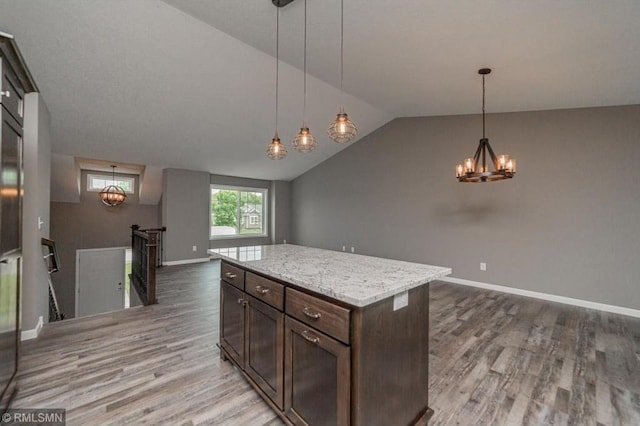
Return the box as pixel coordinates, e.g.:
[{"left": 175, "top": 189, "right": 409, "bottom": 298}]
[
  {"left": 99, "top": 165, "right": 127, "bottom": 206},
  {"left": 456, "top": 68, "right": 516, "bottom": 182}
]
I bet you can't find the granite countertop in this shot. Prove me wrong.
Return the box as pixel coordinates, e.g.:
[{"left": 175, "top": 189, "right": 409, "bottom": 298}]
[{"left": 208, "top": 245, "right": 451, "bottom": 307}]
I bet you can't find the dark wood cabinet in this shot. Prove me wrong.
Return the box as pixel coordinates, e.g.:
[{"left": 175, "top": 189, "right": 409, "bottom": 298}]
[
  {"left": 284, "top": 316, "right": 350, "bottom": 426},
  {"left": 219, "top": 260, "right": 432, "bottom": 426},
  {"left": 0, "top": 111, "right": 22, "bottom": 255},
  {"left": 245, "top": 295, "right": 284, "bottom": 409},
  {"left": 0, "top": 35, "right": 36, "bottom": 414},
  {"left": 220, "top": 281, "right": 245, "bottom": 366}
]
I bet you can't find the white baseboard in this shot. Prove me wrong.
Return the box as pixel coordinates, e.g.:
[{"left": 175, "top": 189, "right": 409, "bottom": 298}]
[
  {"left": 440, "top": 277, "right": 640, "bottom": 319},
  {"left": 21, "top": 316, "right": 44, "bottom": 341},
  {"left": 163, "top": 257, "right": 211, "bottom": 266}
]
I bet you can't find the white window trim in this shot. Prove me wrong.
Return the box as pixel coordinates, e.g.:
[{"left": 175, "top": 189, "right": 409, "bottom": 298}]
[
  {"left": 210, "top": 184, "right": 268, "bottom": 240},
  {"left": 87, "top": 173, "right": 135, "bottom": 194}
]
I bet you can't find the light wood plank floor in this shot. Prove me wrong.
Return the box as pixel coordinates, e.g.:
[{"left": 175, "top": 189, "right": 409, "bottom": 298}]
[{"left": 13, "top": 261, "right": 640, "bottom": 425}]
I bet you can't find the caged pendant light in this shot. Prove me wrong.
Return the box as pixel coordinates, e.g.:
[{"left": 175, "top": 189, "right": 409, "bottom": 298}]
[
  {"left": 267, "top": 5, "right": 287, "bottom": 160},
  {"left": 99, "top": 165, "right": 127, "bottom": 206},
  {"left": 292, "top": 0, "right": 317, "bottom": 153},
  {"left": 455, "top": 68, "right": 517, "bottom": 182},
  {"left": 327, "top": 0, "right": 357, "bottom": 143}
]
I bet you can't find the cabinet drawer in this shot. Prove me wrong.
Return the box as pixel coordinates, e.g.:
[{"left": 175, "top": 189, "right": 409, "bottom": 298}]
[
  {"left": 246, "top": 272, "right": 284, "bottom": 311},
  {"left": 221, "top": 262, "right": 245, "bottom": 290},
  {"left": 1, "top": 61, "right": 24, "bottom": 125},
  {"left": 286, "top": 288, "right": 350, "bottom": 345}
]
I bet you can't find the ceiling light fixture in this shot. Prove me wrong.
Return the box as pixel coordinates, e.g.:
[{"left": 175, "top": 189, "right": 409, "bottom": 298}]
[
  {"left": 99, "top": 165, "right": 127, "bottom": 206},
  {"left": 267, "top": 5, "right": 287, "bottom": 160},
  {"left": 327, "top": 0, "right": 357, "bottom": 143},
  {"left": 293, "top": 0, "right": 317, "bottom": 153},
  {"left": 456, "top": 68, "right": 517, "bottom": 182}
]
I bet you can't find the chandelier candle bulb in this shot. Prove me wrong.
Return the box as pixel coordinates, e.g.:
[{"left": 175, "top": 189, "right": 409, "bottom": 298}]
[
  {"left": 465, "top": 158, "right": 474, "bottom": 173},
  {"left": 498, "top": 154, "right": 509, "bottom": 170},
  {"left": 456, "top": 164, "right": 464, "bottom": 177}
]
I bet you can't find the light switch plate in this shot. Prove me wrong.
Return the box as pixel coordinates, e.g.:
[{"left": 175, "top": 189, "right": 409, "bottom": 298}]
[{"left": 393, "top": 291, "right": 409, "bottom": 311}]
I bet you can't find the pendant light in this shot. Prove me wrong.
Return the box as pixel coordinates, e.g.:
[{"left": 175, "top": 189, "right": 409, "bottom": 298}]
[
  {"left": 267, "top": 6, "right": 287, "bottom": 160},
  {"left": 293, "top": 0, "right": 317, "bottom": 153},
  {"left": 327, "top": 0, "right": 357, "bottom": 144},
  {"left": 456, "top": 68, "right": 517, "bottom": 182},
  {"left": 99, "top": 165, "right": 127, "bottom": 206}
]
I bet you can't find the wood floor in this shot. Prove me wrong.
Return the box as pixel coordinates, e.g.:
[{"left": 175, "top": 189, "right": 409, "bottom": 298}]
[{"left": 13, "top": 261, "right": 640, "bottom": 425}]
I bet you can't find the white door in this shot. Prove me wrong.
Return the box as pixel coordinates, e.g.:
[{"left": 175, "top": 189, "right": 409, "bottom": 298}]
[{"left": 76, "top": 248, "right": 126, "bottom": 317}]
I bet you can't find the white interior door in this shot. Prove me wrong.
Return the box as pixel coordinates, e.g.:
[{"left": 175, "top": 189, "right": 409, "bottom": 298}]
[{"left": 76, "top": 248, "right": 126, "bottom": 317}]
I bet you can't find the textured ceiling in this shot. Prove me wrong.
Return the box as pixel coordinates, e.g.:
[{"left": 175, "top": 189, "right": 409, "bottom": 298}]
[
  {"left": 163, "top": 0, "right": 640, "bottom": 116},
  {"left": 0, "top": 0, "right": 391, "bottom": 184},
  {"left": 1, "top": 0, "right": 639, "bottom": 190}
]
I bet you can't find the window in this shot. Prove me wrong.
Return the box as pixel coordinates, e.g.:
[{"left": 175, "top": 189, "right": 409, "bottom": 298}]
[
  {"left": 87, "top": 173, "right": 135, "bottom": 194},
  {"left": 210, "top": 185, "right": 267, "bottom": 239}
]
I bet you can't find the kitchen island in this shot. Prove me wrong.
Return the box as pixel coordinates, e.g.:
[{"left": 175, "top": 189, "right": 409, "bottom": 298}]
[{"left": 209, "top": 245, "right": 451, "bottom": 426}]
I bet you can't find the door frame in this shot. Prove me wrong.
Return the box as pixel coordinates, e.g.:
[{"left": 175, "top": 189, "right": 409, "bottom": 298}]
[{"left": 75, "top": 247, "right": 128, "bottom": 318}]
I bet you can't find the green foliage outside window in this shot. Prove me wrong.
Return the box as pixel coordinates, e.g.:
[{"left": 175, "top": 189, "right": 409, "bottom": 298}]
[
  {"left": 211, "top": 190, "right": 238, "bottom": 227},
  {"left": 211, "top": 188, "right": 265, "bottom": 236}
]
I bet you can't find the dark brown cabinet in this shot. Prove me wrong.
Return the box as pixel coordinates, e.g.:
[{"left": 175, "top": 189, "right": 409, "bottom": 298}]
[
  {"left": 219, "top": 260, "right": 432, "bottom": 426},
  {"left": 220, "top": 270, "right": 285, "bottom": 409},
  {"left": 0, "top": 35, "right": 36, "bottom": 414},
  {"left": 245, "top": 295, "right": 284, "bottom": 409},
  {"left": 284, "top": 316, "right": 350, "bottom": 426},
  {"left": 220, "top": 281, "right": 245, "bottom": 366},
  {"left": 0, "top": 112, "right": 22, "bottom": 255}
]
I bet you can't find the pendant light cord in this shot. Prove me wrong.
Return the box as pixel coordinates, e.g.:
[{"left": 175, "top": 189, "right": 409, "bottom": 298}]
[
  {"left": 275, "top": 7, "right": 279, "bottom": 133},
  {"left": 303, "top": 0, "right": 307, "bottom": 124},
  {"left": 340, "top": 0, "right": 344, "bottom": 106},
  {"left": 482, "top": 73, "right": 485, "bottom": 139}
]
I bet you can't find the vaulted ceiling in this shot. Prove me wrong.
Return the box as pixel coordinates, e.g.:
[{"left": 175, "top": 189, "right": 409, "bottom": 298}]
[{"left": 1, "top": 0, "right": 639, "bottom": 190}]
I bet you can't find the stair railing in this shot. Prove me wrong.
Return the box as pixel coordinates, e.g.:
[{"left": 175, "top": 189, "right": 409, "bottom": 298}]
[{"left": 130, "top": 225, "right": 165, "bottom": 305}]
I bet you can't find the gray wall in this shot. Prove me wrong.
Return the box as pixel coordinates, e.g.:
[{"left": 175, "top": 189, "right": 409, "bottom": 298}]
[
  {"left": 291, "top": 105, "right": 640, "bottom": 311},
  {"left": 270, "top": 180, "right": 291, "bottom": 245},
  {"left": 161, "top": 170, "right": 292, "bottom": 259},
  {"left": 161, "top": 168, "right": 211, "bottom": 261},
  {"left": 51, "top": 171, "right": 159, "bottom": 318},
  {"left": 22, "top": 93, "right": 51, "bottom": 330}
]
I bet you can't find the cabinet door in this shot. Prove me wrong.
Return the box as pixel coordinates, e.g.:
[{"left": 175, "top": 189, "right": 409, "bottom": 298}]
[
  {"left": 1, "top": 59, "right": 25, "bottom": 125},
  {"left": 285, "top": 317, "right": 350, "bottom": 426},
  {"left": 0, "top": 110, "right": 22, "bottom": 256},
  {"left": 0, "top": 256, "right": 20, "bottom": 405},
  {"left": 220, "top": 281, "right": 245, "bottom": 366},
  {"left": 245, "top": 295, "right": 284, "bottom": 409}
]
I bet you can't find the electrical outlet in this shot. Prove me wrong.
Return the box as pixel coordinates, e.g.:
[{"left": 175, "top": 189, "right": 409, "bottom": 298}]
[
  {"left": 342, "top": 246, "right": 346, "bottom": 252},
  {"left": 192, "top": 245, "right": 197, "bottom": 252},
  {"left": 480, "top": 262, "right": 487, "bottom": 271},
  {"left": 350, "top": 247, "right": 355, "bottom": 253},
  {"left": 283, "top": 239, "right": 287, "bottom": 244}
]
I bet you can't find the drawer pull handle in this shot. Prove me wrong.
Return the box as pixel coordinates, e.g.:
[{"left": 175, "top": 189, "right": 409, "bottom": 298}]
[
  {"left": 1, "top": 90, "right": 10, "bottom": 98},
  {"left": 225, "top": 272, "right": 237, "bottom": 279},
  {"left": 255, "top": 285, "right": 270, "bottom": 295},
  {"left": 302, "top": 307, "right": 321, "bottom": 319},
  {"left": 301, "top": 330, "right": 320, "bottom": 345}
]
